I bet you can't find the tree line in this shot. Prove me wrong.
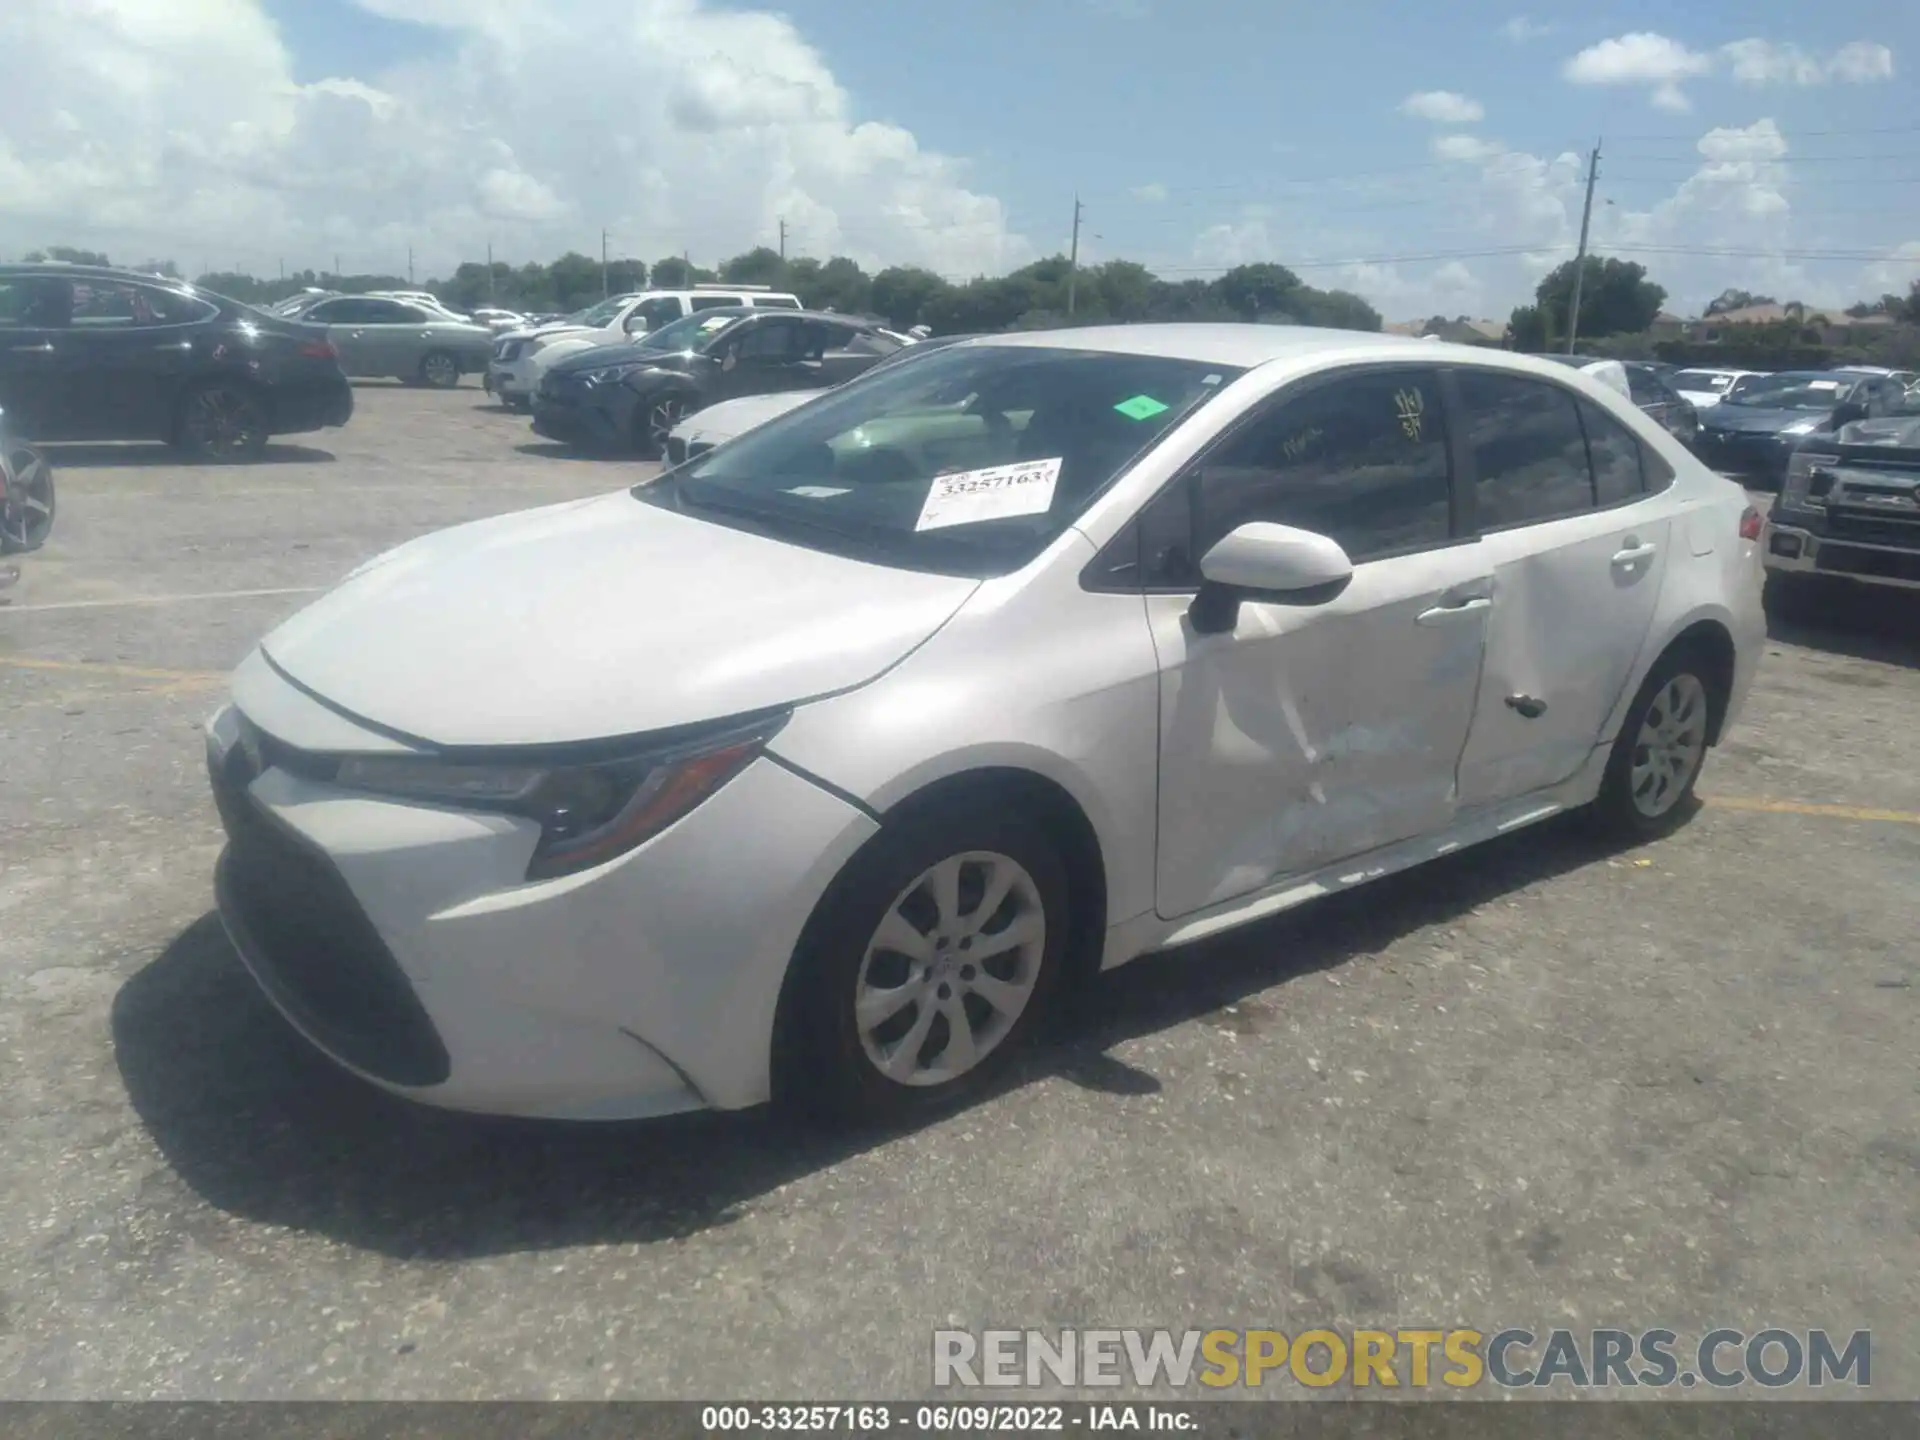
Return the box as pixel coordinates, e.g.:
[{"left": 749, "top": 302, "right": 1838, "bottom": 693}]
[{"left": 23, "top": 243, "right": 1385, "bottom": 334}]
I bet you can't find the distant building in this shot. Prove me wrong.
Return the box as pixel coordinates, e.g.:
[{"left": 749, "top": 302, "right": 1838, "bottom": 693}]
[{"left": 1386, "top": 315, "right": 1508, "bottom": 345}]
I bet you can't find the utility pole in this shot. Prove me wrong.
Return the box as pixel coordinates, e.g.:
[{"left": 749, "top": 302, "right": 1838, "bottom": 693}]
[
  {"left": 408, "top": 245, "right": 414, "bottom": 285},
  {"left": 487, "top": 241, "right": 495, "bottom": 301},
  {"left": 1564, "top": 139, "right": 1601, "bottom": 355},
  {"left": 333, "top": 253, "right": 340, "bottom": 281},
  {"left": 1066, "top": 194, "right": 1084, "bottom": 316},
  {"left": 601, "top": 228, "right": 610, "bottom": 298},
  {"left": 778, "top": 218, "right": 788, "bottom": 262}
]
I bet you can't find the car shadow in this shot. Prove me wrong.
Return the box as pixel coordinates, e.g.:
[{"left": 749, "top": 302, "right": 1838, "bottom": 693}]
[
  {"left": 40, "top": 442, "right": 336, "bottom": 468},
  {"left": 512, "top": 441, "right": 641, "bottom": 464},
  {"left": 112, "top": 814, "right": 1631, "bottom": 1261},
  {"left": 1766, "top": 583, "right": 1920, "bottom": 669}
]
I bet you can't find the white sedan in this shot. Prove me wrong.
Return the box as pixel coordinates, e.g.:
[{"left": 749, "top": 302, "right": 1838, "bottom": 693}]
[{"left": 205, "top": 325, "right": 1766, "bottom": 1125}]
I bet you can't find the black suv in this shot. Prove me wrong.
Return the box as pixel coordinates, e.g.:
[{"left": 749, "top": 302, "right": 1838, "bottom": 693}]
[
  {"left": 0, "top": 264, "right": 353, "bottom": 461},
  {"left": 531, "top": 308, "right": 905, "bottom": 455}
]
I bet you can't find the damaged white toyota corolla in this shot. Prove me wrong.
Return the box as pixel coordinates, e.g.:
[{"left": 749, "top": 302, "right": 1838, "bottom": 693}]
[{"left": 206, "top": 325, "right": 1766, "bottom": 1125}]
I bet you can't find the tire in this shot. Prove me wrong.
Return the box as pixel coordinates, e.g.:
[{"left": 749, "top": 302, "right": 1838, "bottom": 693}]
[
  {"left": 418, "top": 350, "right": 461, "bottom": 389},
  {"left": 774, "top": 803, "right": 1072, "bottom": 1126},
  {"left": 1587, "top": 647, "right": 1719, "bottom": 842},
  {"left": 174, "top": 381, "right": 270, "bottom": 464},
  {"left": 0, "top": 440, "right": 55, "bottom": 553},
  {"left": 640, "top": 394, "right": 691, "bottom": 457}
]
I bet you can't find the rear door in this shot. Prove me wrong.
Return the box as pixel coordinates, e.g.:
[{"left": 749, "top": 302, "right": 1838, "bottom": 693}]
[
  {"left": 61, "top": 278, "right": 215, "bottom": 436},
  {"left": 304, "top": 297, "right": 381, "bottom": 374},
  {"left": 818, "top": 324, "right": 901, "bottom": 386},
  {"left": 0, "top": 274, "right": 71, "bottom": 436},
  {"left": 714, "top": 316, "right": 821, "bottom": 400},
  {"left": 1452, "top": 370, "right": 1675, "bottom": 808}
]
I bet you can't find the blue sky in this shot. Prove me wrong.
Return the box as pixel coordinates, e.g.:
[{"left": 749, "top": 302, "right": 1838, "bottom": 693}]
[{"left": 8, "top": 0, "right": 1918, "bottom": 319}]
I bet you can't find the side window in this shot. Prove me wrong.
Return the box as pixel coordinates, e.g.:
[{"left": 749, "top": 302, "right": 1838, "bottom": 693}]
[
  {"left": 1188, "top": 367, "right": 1454, "bottom": 567},
  {"left": 734, "top": 318, "right": 807, "bottom": 360},
  {"left": 0, "top": 278, "right": 75, "bottom": 328},
  {"left": 637, "top": 299, "right": 681, "bottom": 329},
  {"left": 356, "top": 300, "right": 413, "bottom": 323},
  {"left": 753, "top": 295, "right": 802, "bottom": 309},
  {"left": 1625, "top": 368, "right": 1660, "bottom": 405},
  {"left": 843, "top": 328, "right": 902, "bottom": 357},
  {"left": 690, "top": 294, "right": 738, "bottom": 311},
  {"left": 1578, "top": 399, "right": 1645, "bottom": 507},
  {"left": 1456, "top": 371, "right": 1594, "bottom": 528}
]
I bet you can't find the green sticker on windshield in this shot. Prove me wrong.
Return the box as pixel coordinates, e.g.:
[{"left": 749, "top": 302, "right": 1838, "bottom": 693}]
[{"left": 1114, "top": 394, "right": 1170, "bottom": 421}]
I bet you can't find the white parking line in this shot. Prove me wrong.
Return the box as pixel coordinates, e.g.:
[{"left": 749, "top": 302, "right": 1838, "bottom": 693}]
[{"left": 0, "top": 586, "right": 323, "bottom": 613}]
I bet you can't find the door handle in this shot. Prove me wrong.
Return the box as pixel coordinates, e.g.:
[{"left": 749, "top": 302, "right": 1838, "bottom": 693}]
[
  {"left": 1416, "top": 596, "right": 1492, "bottom": 625},
  {"left": 1612, "top": 541, "right": 1658, "bottom": 566},
  {"left": 154, "top": 340, "right": 192, "bottom": 351},
  {"left": 350, "top": 330, "right": 365, "bottom": 338},
  {"left": 8, "top": 342, "right": 55, "bottom": 354}
]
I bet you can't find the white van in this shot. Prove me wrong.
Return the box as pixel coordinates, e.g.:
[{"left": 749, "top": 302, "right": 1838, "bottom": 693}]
[{"left": 485, "top": 284, "right": 803, "bottom": 406}]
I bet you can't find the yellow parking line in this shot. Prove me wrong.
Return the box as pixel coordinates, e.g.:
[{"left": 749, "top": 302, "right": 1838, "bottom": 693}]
[
  {"left": 1704, "top": 796, "right": 1920, "bottom": 826},
  {"left": 0, "top": 656, "right": 225, "bottom": 689}
]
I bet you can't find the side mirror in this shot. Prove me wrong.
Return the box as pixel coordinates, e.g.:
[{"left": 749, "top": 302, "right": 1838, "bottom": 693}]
[
  {"left": 1830, "top": 400, "right": 1868, "bottom": 427},
  {"left": 1189, "top": 522, "right": 1354, "bottom": 634},
  {"left": 623, "top": 315, "right": 651, "bottom": 334}
]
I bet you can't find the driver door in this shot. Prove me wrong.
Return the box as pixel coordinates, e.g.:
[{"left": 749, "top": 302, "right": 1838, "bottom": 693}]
[
  {"left": 1143, "top": 365, "right": 1493, "bottom": 919},
  {"left": 716, "top": 316, "right": 821, "bottom": 400}
]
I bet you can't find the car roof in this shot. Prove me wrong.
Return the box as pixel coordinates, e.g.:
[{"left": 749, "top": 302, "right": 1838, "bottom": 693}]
[
  {"left": 961, "top": 322, "right": 1521, "bottom": 369},
  {"left": 0, "top": 261, "right": 200, "bottom": 289}
]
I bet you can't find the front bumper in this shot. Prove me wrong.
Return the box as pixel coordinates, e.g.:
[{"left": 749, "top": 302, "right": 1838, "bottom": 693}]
[
  {"left": 531, "top": 379, "right": 638, "bottom": 448},
  {"left": 1763, "top": 505, "right": 1920, "bottom": 591},
  {"left": 204, "top": 698, "right": 878, "bottom": 1119},
  {"left": 1693, "top": 429, "right": 1801, "bottom": 482},
  {"left": 487, "top": 354, "right": 540, "bottom": 401}
]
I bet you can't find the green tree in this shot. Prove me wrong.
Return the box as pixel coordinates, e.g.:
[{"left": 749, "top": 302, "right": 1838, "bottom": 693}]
[
  {"left": 1211, "top": 262, "right": 1304, "bottom": 321},
  {"left": 720, "top": 246, "right": 787, "bottom": 287},
  {"left": 788, "top": 255, "right": 871, "bottom": 313},
  {"left": 1535, "top": 257, "right": 1665, "bottom": 342},
  {"left": 1295, "top": 288, "right": 1383, "bottom": 332},
  {"left": 1705, "top": 288, "right": 1775, "bottom": 316},
  {"left": 1087, "top": 261, "right": 1158, "bottom": 321},
  {"left": 546, "top": 252, "right": 603, "bottom": 308},
  {"left": 869, "top": 266, "right": 952, "bottom": 329},
  {"left": 25, "top": 246, "right": 112, "bottom": 266}
]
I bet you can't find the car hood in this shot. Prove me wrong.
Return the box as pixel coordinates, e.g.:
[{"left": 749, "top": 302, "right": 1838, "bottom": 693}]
[
  {"left": 1833, "top": 415, "right": 1920, "bottom": 449},
  {"left": 256, "top": 491, "right": 978, "bottom": 748},
  {"left": 676, "top": 390, "right": 822, "bottom": 444},
  {"left": 1701, "top": 406, "right": 1826, "bottom": 434},
  {"left": 549, "top": 341, "right": 696, "bottom": 376}
]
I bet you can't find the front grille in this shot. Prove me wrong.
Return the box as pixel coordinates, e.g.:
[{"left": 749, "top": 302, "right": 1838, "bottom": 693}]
[
  {"left": 211, "top": 743, "right": 451, "bottom": 1088},
  {"left": 1825, "top": 510, "right": 1920, "bottom": 547},
  {"left": 1817, "top": 543, "right": 1920, "bottom": 583}
]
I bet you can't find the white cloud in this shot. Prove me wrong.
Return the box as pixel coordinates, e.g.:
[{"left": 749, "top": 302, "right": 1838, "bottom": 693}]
[
  {"left": 1721, "top": 38, "right": 1895, "bottom": 85},
  {"left": 1563, "top": 31, "right": 1897, "bottom": 110},
  {"left": 0, "top": 0, "right": 1028, "bottom": 279},
  {"left": 1399, "top": 90, "right": 1485, "bottom": 125},
  {"left": 1432, "top": 134, "right": 1504, "bottom": 164},
  {"left": 1130, "top": 182, "right": 1169, "bottom": 203},
  {"left": 1501, "top": 17, "right": 1553, "bottom": 44}
]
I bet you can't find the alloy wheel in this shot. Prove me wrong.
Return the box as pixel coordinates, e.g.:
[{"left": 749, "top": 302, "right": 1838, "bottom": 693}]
[
  {"left": 1629, "top": 673, "right": 1708, "bottom": 818},
  {"left": 854, "top": 850, "right": 1046, "bottom": 1087},
  {"left": 0, "top": 445, "right": 55, "bottom": 552},
  {"left": 421, "top": 352, "right": 459, "bottom": 388},
  {"left": 646, "top": 397, "right": 686, "bottom": 452},
  {"left": 182, "top": 387, "right": 265, "bottom": 461}
]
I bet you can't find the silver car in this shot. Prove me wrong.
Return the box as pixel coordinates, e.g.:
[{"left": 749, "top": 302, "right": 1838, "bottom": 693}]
[{"left": 295, "top": 295, "right": 496, "bottom": 388}]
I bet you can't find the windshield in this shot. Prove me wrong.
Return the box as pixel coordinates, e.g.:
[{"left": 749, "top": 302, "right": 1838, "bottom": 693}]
[
  {"left": 632, "top": 310, "right": 745, "bottom": 353},
  {"left": 638, "top": 343, "right": 1243, "bottom": 576},
  {"left": 1673, "top": 370, "right": 1738, "bottom": 392},
  {"left": 571, "top": 298, "right": 628, "bottom": 327},
  {"left": 1723, "top": 373, "right": 1850, "bottom": 411}
]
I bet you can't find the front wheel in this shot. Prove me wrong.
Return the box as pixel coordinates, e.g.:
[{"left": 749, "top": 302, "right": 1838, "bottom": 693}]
[
  {"left": 418, "top": 350, "right": 461, "bottom": 389},
  {"left": 640, "top": 394, "right": 689, "bottom": 457},
  {"left": 175, "top": 382, "right": 270, "bottom": 463},
  {"left": 0, "top": 440, "right": 55, "bottom": 553},
  {"left": 1588, "top": 650, "right": 1717, "bottom": 842},
  {"left": 775, "top": 805, "right": 1071, "bottom": 1126}
]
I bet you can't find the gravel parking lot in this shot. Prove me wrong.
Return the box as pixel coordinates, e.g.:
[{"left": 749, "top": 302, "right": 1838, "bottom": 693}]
[{"left": 1, "top": 382, "right": 1916, "bottom": 1400}]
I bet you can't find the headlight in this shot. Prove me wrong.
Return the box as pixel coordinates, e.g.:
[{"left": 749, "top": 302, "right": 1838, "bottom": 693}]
[
  {"left": 1781, "top": 451, "right": 1840, "bottom": 509},
  {"left": 334, "top": 711, "right": 787, "bottom": 880},
  {"left": 583, "top": 363, "right": 648, "bottom": 387}
]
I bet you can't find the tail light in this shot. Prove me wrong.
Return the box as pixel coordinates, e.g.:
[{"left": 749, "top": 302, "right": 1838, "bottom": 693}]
[
  {"left": 298, "top": 339, "right": 338, "bottom": 361},
  {"left": 1738, "top": 506, "right": 1763, "bottom": 542}
]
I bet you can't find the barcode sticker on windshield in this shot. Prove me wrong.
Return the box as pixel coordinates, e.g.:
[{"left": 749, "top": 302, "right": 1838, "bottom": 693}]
[
  {"left": 787, "top": 485, "right": 850, "bottom": 498},
  {"left": 915, "top": 457, "right": 1062, "bottom": 531}
]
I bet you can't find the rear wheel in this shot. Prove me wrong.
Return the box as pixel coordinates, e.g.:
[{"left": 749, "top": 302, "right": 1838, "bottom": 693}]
[
  {"left": 1588, "top": 649, "right": 1717, "bottom": 842},
  {"left": 0, "top": 441, "right": 55, "bottom": 553},
  {"left": 418, "top": 350, "right": 460, "bottom": 389},
  {"left": 774, "top": 804, "right": 1071, "bottom": 1126},
  {"left": 174, "top": 382, "right": 270, "bottom": 463}
]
